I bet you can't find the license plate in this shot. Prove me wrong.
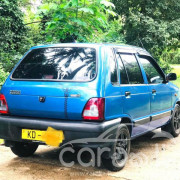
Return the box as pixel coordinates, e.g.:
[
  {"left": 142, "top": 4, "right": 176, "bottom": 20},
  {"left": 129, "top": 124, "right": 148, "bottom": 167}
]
[
  {"left": 22, "top": 129, "right": 45, "bottom": 141},
  {"left": 21, "top": 128, "right": 64, "bottom": 147}
]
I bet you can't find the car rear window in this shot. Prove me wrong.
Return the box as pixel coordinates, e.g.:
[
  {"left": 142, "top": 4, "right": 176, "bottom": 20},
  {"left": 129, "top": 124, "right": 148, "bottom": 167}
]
[{"left": 12, "top": 47, "right": 96, "bottom": 81}]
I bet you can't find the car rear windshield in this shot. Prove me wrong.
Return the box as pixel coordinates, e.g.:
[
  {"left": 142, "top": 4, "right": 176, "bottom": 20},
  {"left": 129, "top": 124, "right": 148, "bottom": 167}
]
[{"left": 12, "top": 47, "right": 97, "bottom": 81}]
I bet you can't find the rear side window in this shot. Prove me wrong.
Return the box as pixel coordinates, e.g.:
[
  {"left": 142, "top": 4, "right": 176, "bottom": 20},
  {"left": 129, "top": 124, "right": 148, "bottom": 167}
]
[
  {"left": 109, "top": 49, "right": 118, "bottom": 85},
  {"left": 120, "top": 54, "right": 144, "bottom": 84},
  {"left": 12, "top": 47, "right": 96, "bottom": 81},
  {"left": 116, "top": 53, "right": 129, "bottom": 84}
]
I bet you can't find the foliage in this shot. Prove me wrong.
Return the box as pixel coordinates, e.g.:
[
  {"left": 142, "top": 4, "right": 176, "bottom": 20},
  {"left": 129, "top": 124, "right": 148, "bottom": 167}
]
[
  {"left": 171, "top": 64, "right": 180, "bottom": 88},
  {"left": 0, "top": 0, "right": 180, "bottom": 87},
  {"left": 37, "top": 0, "right": 119, "bottom": 43},
  {"left": 92, "top": 19, "right": 125, "bottom": 43},
  {"left": 0, "top": 63, "right": 9, "bottom": 87},
  {"left": 162, "top": 50, "right": 180, "bottom": 64},
  {"left": 112, "top": 0, "right": 180, "bottom": 64},
  {"left": 21, "top": 0, "right": 45, "bottom": 45},
  {"left": 0, "top": 0, "right": 28, "bottom": 72}
]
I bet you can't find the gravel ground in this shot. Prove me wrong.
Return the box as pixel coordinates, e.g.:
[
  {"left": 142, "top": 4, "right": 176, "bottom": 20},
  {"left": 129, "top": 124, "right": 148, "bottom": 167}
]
[{"left": 0, "top": 129, "right": 180, "bottom": 180}]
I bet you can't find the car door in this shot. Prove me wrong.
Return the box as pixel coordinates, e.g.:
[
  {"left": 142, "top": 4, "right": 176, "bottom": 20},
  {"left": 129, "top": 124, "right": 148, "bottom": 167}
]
[
  {"left": 115, "top": 50, "right": 151, "bottom": 137},
  {"left": 138, "top": 55, "right": 172, "bottom": 129},
  {"left": 104, "top": 47, "right": 124, "bottom": 121}
]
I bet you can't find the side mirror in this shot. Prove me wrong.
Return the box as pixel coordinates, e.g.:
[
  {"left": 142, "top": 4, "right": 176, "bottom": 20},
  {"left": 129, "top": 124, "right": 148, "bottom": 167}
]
[{"left": 166, "top": 73, "right": 177, "bottom": 81}]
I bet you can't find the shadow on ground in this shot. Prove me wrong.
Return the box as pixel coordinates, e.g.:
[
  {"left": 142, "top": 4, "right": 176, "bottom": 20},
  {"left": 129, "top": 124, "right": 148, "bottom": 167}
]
[{"left": 7, "top": 130, "right": 172, "bottom": 169}]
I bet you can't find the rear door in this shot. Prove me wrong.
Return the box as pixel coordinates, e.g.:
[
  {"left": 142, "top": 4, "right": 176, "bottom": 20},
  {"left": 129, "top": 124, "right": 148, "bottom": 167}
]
[
  {"left": 115, "top": 50, "right": 151, "bottom": 137},
  {"left": 3, "top": 46, "right": 98, "bottom": 120},
  {"left": 138, "top": 55, "right": 172, "bottom": 129}
]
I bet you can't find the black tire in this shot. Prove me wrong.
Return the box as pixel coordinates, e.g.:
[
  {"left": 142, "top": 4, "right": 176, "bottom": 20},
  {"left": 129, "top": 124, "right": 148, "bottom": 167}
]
[
  {"left": 10, "top": 142, "right": 38, "bottom": 157},
  {"left": 102, "top": 124, "right": 131, "bottom": 172},
  {"left": 162, "top": 104, "right": 180, "bottom": 137}
]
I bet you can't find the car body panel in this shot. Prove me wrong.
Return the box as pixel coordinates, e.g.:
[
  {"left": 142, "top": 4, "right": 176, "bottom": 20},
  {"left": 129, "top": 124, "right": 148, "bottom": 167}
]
[
  {"left": 1, "top": 81, "right": 101, "bottom": 120},
  {"left": 120, "top": 85, "right": 151, "bottom": 136}
]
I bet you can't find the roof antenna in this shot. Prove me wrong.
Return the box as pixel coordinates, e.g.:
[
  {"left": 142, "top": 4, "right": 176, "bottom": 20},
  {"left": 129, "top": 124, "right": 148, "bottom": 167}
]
[{"left": 138, "top": 37, "right": 145, "bottom": 49}]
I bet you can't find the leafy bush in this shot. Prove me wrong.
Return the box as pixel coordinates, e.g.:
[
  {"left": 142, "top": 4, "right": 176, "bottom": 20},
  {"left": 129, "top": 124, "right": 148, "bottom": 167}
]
[
  {"left": 162, "top": 51, "right": 180, "bottom": 64},
  {"left": 112, "top": 0, "right": 180, "bottom": 60},
  {"left": 38, "top": 0, "right": 118, "bottom": 43},
  {"left": 0, "top": 0, "right": 179, "bottom": 80},
  {"left": 0, "top": 0, "right": 28, "bottom": 73},
  {"left": 0, "top": 63, "right": 9, "bottom": 87},
  {"left": 171, "top": 65, "right": 180, "bottom": 88}
]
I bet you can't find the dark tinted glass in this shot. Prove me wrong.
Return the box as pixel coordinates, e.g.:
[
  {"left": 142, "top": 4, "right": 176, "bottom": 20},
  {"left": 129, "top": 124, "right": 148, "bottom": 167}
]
[
  {"left": 109, "top": 49, "right": 118, "bottom": 85},
  {"left": 138, "top": 56, "right": 164, "bottom": 84},
  {"left": 116, "top": 53, "right": 129, "bottom": 84},
  {"left": 120, "top": 54, "right": 144, "bottom": 84},
  {"left": 12, "top": 47, "right": 96, "bottom": 81}
]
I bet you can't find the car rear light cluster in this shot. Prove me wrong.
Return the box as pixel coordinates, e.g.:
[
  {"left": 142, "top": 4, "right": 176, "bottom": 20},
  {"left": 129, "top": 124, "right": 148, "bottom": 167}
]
[
  {"left": 0, "top": 94, "right": 8, "bottom": 114},
  {"left": 82, "top": 98, "right": 105, "bottom": 121}
]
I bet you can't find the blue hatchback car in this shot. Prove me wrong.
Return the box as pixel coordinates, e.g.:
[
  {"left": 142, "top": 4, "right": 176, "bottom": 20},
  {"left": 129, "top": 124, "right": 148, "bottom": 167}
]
[{"left": 0, "top": 43, "right": 180, "bottom": 171}]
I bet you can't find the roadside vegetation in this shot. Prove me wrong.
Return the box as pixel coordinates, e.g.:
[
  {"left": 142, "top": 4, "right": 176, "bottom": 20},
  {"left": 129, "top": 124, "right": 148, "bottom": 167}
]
[
  {"left": 171, "top": 65, "right": 180, "bottom": 88},
  {"left": 0, "top": 0, "right": 180, "bottom": 86}
]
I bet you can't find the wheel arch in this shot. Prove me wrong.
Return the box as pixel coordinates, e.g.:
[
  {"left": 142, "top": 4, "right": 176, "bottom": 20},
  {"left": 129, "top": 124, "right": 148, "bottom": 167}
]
[
  {"left": 176, "top": 101, "right": 180, "bottom": 106},
  {"left": 120, "top": 117, "right": 133, "bottom": 136}
]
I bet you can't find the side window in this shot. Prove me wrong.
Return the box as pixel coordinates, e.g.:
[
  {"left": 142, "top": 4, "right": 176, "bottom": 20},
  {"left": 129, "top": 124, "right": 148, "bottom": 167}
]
[
  {"left": 120, "top": 54, "right": 144, "bottom": 84},
  {"left": 116, "top": 53, "right": 129, "bottom": 84},
  {"left": 138, "top": 56, "right": 164, "bottom": 84},
  {"left": 109, "top": 49, "right": 118, "bottom": 85}
]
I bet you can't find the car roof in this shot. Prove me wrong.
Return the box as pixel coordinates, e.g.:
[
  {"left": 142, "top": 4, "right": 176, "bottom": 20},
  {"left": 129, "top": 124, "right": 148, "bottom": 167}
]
[{"left": 30, "top": 43, "right": 151, "bottom": 57}]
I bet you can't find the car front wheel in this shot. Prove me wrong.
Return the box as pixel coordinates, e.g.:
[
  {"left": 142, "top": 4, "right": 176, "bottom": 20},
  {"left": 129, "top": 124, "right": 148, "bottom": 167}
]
[{"left": 162, "top": 104, "right": 180, "bottom": 137}]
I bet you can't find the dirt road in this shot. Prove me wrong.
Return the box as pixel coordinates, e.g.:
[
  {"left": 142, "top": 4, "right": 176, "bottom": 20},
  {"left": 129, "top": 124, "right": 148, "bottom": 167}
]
[{"left": 0, "top": 129, "right": 180, "bottom": 180}]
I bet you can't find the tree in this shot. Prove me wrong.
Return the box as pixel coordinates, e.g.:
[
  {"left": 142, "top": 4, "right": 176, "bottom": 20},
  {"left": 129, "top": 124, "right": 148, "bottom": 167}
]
[
  {"left": 112, "top": 0, "right": 180, "bottom": 62},
  {"left": 37, "top": 0, "right": 119, "bottom": 43},
  {"left": 0, "top": 0, "right": 28, "bottom": 72},
  {"left": 0, "top": 63, "right": 8, "bottom": 87}
]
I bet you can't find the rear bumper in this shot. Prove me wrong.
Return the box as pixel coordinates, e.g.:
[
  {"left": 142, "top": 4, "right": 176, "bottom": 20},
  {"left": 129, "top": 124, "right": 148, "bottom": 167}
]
[{"left": 0, "top": 115, "right": 121, "bottom": 148}]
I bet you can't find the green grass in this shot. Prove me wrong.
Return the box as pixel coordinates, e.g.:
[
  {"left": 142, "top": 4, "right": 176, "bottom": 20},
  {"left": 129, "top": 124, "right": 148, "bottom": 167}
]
[
  {"left": 170, "top": 64, "right": 180, "bottom": 88},
  {"left": 174, "top": 78, "right": 180, "bottom": 88}
]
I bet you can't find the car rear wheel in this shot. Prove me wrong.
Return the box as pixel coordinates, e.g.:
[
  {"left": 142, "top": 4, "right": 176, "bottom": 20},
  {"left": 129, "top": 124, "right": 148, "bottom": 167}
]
[
  {"left": 102, "top": 124, "right": 131, "bottom": 171},
  {"left": 10, "top": 142, "right": 39, "bottom": 157},
  {"left": 162, "top": 104, "right": 180, "bottom": 137}
]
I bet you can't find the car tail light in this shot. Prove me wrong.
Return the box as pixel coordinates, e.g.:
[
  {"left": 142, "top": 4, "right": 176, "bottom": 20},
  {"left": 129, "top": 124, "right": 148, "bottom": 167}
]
[
  {"left": 82, "top": 98, "right": 105, "bottom": 121},
  {"left": 0, "top": 94, "right": 8, "bottom": 114}
]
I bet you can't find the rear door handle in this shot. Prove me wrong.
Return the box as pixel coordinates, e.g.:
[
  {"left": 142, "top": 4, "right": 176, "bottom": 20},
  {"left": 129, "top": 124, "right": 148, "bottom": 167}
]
[
  {"left": 125, "top": 91, "right": 131, "bottom": 97},
  {"left": 152, "top": 89, "right": 156, "bottom": 94}
]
